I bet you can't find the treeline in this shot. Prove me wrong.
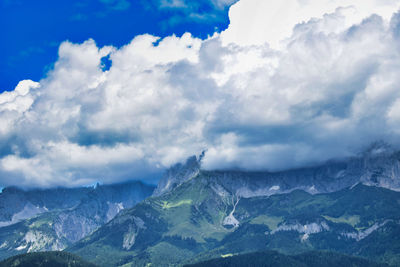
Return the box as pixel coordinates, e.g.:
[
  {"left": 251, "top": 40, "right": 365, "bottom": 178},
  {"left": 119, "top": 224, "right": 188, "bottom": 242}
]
[
  {"left": 185, "top": 250, "right": 388, "bottom": 267},
  {"left": 0, "top": 251, "right": 98, "bottom": 267}
]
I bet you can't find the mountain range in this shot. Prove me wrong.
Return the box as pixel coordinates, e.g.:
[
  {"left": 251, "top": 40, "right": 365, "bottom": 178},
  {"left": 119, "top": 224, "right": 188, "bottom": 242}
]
[
  {"left": 0, "top": 181, "right": 155, "bottom": 260},
  {"left": 0, "top": 143, "right": 400, "bottom": 266}
]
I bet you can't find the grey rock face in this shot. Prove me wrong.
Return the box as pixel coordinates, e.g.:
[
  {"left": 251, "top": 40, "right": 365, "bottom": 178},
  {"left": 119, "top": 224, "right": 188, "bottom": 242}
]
[
  {"left": 52, "top": 181, "right": 155, "bottom": 243},
  {"left": 0, "top": 181, "right": 155, "bottom": 259},
  {"left": 0, "top": 187, "right": 91, "bottom": 227},
  {"left": 152, "top": 153, "right": 203, "bottom": 196},
  {"left": 211, "top": 150, "right": 400, "bottom": 198},
  {"left": 271, "top": 222, "right": 330, "bottom": 235},
  {"left": 155, "top": 147, "right": 400, "bottom": 198},
  {"left": 341, "top": 220, "right": 391, "bottom": 241}
]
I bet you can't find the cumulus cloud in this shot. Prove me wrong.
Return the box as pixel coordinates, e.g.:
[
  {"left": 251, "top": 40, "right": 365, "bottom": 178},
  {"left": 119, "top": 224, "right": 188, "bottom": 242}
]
[
  {"left": 1, "top": 0, "right": 400, "bottom": 187},
  {"left": 221, "top": 0, "right": 400, "bottom": 48}
]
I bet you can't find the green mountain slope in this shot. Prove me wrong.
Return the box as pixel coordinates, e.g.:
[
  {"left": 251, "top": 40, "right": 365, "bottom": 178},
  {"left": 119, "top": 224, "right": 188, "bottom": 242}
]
[
  {"left": 0, "top": 251, "right": 97, "bottom": 267},
  {"left": 184, "top": 250, "right": 387, "bottom": 267},
  {"left": 68, "top": 172, "right": 400, "bottom": 266}
]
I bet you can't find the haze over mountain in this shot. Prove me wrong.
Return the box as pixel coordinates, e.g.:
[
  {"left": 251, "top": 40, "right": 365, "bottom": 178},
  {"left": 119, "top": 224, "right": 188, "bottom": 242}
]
[{"left": 155, "top": 142, "right": 400, "bottom": 197}]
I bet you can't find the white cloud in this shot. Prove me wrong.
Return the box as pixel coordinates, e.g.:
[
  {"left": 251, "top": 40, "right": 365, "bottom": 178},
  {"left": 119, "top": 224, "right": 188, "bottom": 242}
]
[
  {"left": 221, "top": 0, "right": 400, "bottom": 48},
  {"left": 1, "top": 1, "right": 400, "bottom": 187},
  {"left": 0, "top": 80, "right": 39, "bottom": 135}
]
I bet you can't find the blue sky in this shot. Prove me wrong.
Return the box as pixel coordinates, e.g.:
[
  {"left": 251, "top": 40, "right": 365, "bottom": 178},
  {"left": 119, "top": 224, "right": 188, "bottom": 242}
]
[
  {"left": 1, "top": 0, "right": 235, "bottom": 92},
  {"left": 1, "top": 0, "right": 400, "bottom": 188}
]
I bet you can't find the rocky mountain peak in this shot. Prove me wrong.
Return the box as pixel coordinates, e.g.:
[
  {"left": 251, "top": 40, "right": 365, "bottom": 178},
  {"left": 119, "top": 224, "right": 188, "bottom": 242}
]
[{"left": 152, "top": 152, "right": 204, "bottom": 196}]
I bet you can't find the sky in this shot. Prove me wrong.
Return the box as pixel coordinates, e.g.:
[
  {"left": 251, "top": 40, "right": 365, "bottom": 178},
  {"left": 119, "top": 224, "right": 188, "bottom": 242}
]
[
  {"left": 0, "top": 0, "right": 236, "bottom": 92},
  {"left": 2, "top": 0, "right": 400, "bottom": 188}
]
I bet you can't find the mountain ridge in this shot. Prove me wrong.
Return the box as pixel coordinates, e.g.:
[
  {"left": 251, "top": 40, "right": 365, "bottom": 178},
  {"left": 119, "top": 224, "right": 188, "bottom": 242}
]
[
  {"left": 1, "top": 145, "right": 400, "bottom": 265},
  {"left": 67, "top": 170, "right": 400, "bottom": 266},
  {"left": 154, "top": 146, "right": 400, "bottom": 199},
  {"left": 0, "top": 180, "right": 155, "bottom": 260}
]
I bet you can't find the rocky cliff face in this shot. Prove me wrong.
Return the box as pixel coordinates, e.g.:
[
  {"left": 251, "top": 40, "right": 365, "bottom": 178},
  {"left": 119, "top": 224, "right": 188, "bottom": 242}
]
[
  {"left": 51, "top": 181, "right": 155, "bottom": 243},
  {"left": 152, "top": 153, "right": 203, "bottom": 196},
  {"left": 0, "top": 187, "right": 91, "bottom": 227},
  {"left": 0, "top": 181, "right": 155, "bottom": 259},
  {"left": 221, "top": 148, "right": 400, "bottom": 197},
  {"left": 154, "top": 147, "right": 400, "bottom": 198}
]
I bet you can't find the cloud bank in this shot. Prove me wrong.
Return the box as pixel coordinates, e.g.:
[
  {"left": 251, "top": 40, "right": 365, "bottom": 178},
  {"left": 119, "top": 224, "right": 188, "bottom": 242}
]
[{"left": 1, "top": 0, "right": 400, "bottom": 187}]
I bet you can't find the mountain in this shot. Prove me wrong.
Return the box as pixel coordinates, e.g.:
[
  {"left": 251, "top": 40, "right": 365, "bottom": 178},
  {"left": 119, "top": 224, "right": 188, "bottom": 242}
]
[
  {"left": 1, "top": 145, "right": 399, "bottom": 266},
  {"left": 0, "top": 186, "right": 92, "bottom": 227},
  {"left": 184, "top": 250, "right": 388, "bottom": 267},
  {"left": 0, "top": 181, "right": 155, "bottom": 260},
  {"left": 67, "top": 169, "right": 400, "bottom": 266},
  {"left": 155, "top": 146, "right": 400, "bottom": 198},
  {"left": 153, "top": 152, "right": 203, "bottom": 196},
  {"left": 0, "top": 251, "right": 98, "bottom": 267}
]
